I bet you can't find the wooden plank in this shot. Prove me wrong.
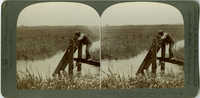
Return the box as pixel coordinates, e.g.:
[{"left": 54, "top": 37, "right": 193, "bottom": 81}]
[
  {"left": 136, "top": 38, "right": 161, "bottom": 75},
  {"left": 160, "top": 43, "right": 166, "bottom": 71},
  {"left": 136, "top": 46, "right": 153, "bottom": 75},
  {"left": 74, "top": 58, "right": 100, "bottom": 67},
  {"left": 52, "top": 49, "right": 70, "bottom": 76},
  {"left": 157, "top": 57, "right": 184, "bottom": 65},
  {"left": 52, "top": 40, "right": 76, "bottom": 76},
  {"left": 77, "top": 42, "right": 82, "bottom": 72},
  {"left": 144, "top": 40, "right": 162, "bottom": 70},
  {"left": 151, "top": 39, "right": 157, "bottom": 74},
  {"left": 68, "top": 41, "right": 75, "bottom": 76}
]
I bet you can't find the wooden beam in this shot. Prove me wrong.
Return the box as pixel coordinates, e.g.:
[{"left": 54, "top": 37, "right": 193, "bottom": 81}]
[
  {"left": 157, "top": 57, "right": 184, "bottom": 65},
  {"left": 136, "top": 38, "right": 161, "bottom": 75},
  {"left": 52, "top": 40, "right": 76, "bottom": 76},
  {"left": 74, "top": 58, "right": 100, "bottom": 67},
  {"left": 151, "top": 39, "right": 157, "bottom": 74},
  {"left": 68, "top": 41, "right": 75, "bottom": 76},
  {"left": 160, "top": 43, "right": 166, "bottom": 72},
  {"left": 77, "top": 41, "right": 82, "bottom": 72}
]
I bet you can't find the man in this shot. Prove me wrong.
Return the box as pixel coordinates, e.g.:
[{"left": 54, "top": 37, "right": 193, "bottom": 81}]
[
  {"left": 157, "top": 30, "right": 175, "bottom": 58},
  {"left": 74, "top": 32, "right": 92, "bottom": 60}
]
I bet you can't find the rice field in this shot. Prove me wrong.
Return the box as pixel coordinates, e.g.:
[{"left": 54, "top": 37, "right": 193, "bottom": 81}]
[
  {"left": 17, "top": 25, "right": 184, "bottom": 89},
  {"left": 17, "top": 69, "right": 184, "bottom": 89}
]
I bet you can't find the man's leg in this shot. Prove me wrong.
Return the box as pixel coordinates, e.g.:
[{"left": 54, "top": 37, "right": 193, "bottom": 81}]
[{"left": 86, "top": 43, "right": 91, "bottom": 60}]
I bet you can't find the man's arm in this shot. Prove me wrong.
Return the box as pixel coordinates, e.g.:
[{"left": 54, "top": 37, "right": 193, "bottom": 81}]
[
  {"left": 167, "top": 34, "right": 175, "bottom": 44},
  {"left": 78, "top": 33, "right": 84, "bottom": 41}
]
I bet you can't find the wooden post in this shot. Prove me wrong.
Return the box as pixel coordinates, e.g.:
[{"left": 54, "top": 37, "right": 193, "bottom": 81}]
[
  {"left": 68, "top": 40, "right": 75, "bottom": 76},
  {"left": 151, "top": 38, "right": 157, "bottom": 75},
  {"left": 160, "top": 43, "right": 166, "bottom": 73},
  {"left": 136, "top": 51, "right": 151, "bottom": 75},
  {"left": 53, "top": 39, "right": 77, "bottom": 76},
  {"left": 77, "top": 41, "right": 82, "bottom": 72},
  {"left": 136, "top": 38, "right": 161, "bottom": 75}
]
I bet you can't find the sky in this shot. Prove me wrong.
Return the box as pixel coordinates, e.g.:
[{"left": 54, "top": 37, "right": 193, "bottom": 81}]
[
  {"left": 17, "top": 2, "right": 184, "bottom": 26},
  {"left": 17, "top": 2, "right": 100, "bottom": 26},
  {"left": 102, "top": 2, "right": 184, "bottom": 25}
]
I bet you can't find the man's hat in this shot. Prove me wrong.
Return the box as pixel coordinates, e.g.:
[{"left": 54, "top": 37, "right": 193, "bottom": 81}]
[
  {"left": 75, "top": 32, "right": 81, "bottom": 37},
  {"left": 158, "top": 30, "right": 164, "bottom": 36}
]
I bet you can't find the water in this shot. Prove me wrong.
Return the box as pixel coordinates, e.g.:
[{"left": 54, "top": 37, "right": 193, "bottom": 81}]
[
  {"left": 17, "top": 40, "right": 184, "bottom": 79},
  {"left": 17, "top": 41, "right": 100, "bottom": 78},
  {"left": 101, "top": 40, "right": 184, "bottom": 78}
]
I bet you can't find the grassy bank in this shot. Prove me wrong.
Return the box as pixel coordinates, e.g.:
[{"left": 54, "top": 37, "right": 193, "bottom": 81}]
[
  {"left": 101, "top": 73, "right": 184, "bottom": 88},
  {"left": 101, "top": 24, "right": 184, "bottom": 60},
  {"left": 17, "top": 25, "right": 100, "bottom": 60},
  {"left": 17, "top": 72, "right": 100, "bottom": 89},
  {"left": 17, "top": 71, "right": 184, "bottom": 89}
]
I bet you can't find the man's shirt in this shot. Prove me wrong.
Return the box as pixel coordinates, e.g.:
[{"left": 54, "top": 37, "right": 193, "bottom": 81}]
[
  {"left": 78, "top": 33, "right": 91, "bottom": 45},
  {"left": 161, "top": 32, "right": 174, "bottom": 45}
]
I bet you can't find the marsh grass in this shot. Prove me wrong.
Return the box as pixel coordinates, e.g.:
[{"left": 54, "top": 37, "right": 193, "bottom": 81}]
[
  {"left": 17, "top": 72, "right": 184, "bottom": 89},
  {"left": 102, "top": 25, "right": 184, "bottom": 60},
  {"left": 17, "top": 70, "right": 100, "bottom": 89},
  {"left": 17, "top": 26, "right": 99, "bottom": 60},
  {"left": 17, "top": 25, "right": 184, "bottom": 89},
  {"left": 101, "top": 72, "right": 184, "bottom": 89},
  {"left": 17, "top": 66, "right": 184, "bottom": 89}
]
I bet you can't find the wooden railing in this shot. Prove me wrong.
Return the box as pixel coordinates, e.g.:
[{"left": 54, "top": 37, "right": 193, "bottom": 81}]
[
  {"left": 136, "top": 38, "right": 184, "bottom": 76},
  {"left": 53, "top": 39, "right": 100, "bottom": 76}
]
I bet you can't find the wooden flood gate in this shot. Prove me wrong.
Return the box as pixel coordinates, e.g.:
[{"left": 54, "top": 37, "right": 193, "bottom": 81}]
[
  {"left": 136, "top": 38, "right": 184, "bottom": 76},
  {"left": 53, "top": 39, "right": 100, "bottom": 76}
]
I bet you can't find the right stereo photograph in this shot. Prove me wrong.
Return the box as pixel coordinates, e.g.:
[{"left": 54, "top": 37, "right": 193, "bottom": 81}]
[{"left": 101, "top": 2, "right": 184, "bottom": 89}]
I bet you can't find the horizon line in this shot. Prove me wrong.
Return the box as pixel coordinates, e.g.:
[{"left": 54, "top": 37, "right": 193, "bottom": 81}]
[{"left": 17, "top": 24, "right": 184, "bottom": 27}]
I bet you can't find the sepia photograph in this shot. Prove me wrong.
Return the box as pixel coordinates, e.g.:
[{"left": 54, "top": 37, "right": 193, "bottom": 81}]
[
  {"left": 16, "top": 2, "right": 101, "bottom": 89},
  {"left": 16, "top": 2, "right": 185, "bottom": 90},
  {"left": 101, "top": 2, "right": 184, "bottom": 88}
]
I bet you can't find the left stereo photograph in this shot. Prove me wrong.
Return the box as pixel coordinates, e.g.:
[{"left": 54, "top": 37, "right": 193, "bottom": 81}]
[{"left": 16, "top": 2, "right": 101, "bottom": 89}]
